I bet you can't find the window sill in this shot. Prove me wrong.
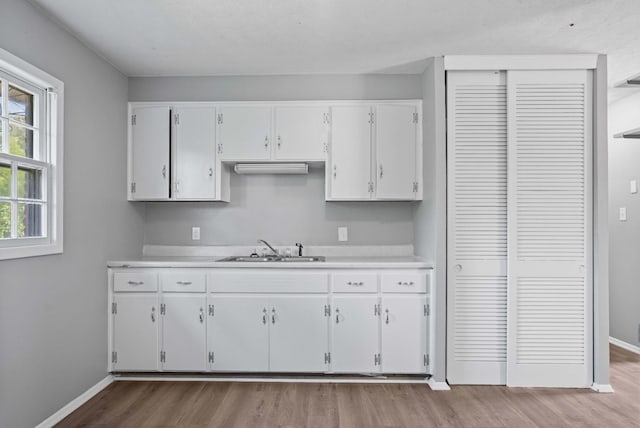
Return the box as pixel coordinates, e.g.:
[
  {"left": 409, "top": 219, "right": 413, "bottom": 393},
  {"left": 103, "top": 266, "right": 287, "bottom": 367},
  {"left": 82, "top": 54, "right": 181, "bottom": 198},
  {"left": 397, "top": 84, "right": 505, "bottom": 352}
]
[{"left": 0, "top": 242, "right": 62, "bottom": 261}]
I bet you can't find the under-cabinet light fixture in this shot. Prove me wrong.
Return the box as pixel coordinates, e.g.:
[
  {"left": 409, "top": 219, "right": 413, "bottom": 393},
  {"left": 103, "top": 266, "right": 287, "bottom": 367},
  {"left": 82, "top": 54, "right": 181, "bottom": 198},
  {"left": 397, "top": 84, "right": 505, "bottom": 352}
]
[{"left": 234, "top": 163, "right": 309, "bottom": 174}]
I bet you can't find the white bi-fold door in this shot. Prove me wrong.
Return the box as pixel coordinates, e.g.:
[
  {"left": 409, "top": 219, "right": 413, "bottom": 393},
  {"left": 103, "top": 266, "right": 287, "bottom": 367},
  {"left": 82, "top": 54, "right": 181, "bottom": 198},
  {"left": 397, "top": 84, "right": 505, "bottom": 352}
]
[{"left": 447, "top": 69, "right": 592, "bottom": 388}]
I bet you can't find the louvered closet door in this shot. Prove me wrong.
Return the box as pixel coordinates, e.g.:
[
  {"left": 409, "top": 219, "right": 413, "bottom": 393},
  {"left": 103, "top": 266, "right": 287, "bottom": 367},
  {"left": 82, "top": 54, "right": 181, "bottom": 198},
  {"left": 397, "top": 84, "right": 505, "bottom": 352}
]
[
  {"left": 506, "top": 70, "right": 592, "bottom": 387},
  {"left": 447, "top": 71, "right": 508, "bottom": 384}
]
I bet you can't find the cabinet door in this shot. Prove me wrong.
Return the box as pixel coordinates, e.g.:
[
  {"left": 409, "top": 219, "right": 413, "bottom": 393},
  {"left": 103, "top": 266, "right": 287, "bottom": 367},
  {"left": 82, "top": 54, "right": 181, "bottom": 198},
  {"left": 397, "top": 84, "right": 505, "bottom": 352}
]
[
  {"left": 112, "top": 294, "right": 159, "bottom": 371},
  {"left": 269, "top": 296, "right": 329, "bottom": 372},
  {"left": 375, "top": 105, "right": 418, "bottom": 200},
  {"left": 161, "top": 295, "right": 207, "bottom": 371},
  {"left": 381, "top": 295, "right": 428, "bottom": 374},
  {"left": 208, "top": 296, "right": 269, "bottom": 372},
  {"left": 274, "top": 106, "right": 327, "bottom": 161},
  {"left": 218, "top": 106, "right": 272, "bottom": 161},
  {"left": 332, "top": 296, "right": 380, "bottom": 373},
  {"left": 130, "top": 106, "right": 170, "bottom": 200},
  {"left": 174, "top": 107, "right": 217, "bottom": 200},
  {"left": 328, "top": 106, "right": 372, "bottom": 200}
]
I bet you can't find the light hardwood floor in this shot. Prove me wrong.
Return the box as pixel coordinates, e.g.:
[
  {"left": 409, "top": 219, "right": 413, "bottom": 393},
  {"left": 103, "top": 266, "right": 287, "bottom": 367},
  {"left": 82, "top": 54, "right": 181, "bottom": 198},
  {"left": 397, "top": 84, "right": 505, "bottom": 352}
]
[{"left": 57, "top": 345, "right": 640, "bottom": 427}]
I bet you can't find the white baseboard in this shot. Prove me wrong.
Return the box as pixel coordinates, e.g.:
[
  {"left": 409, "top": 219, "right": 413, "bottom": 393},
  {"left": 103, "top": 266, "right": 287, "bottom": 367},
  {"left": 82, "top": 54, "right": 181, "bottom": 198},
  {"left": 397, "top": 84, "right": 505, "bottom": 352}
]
[
  {"left": 427, "top": 378, "right": 451, "bottom": 391},
  {"left": 35, "top": 375, "right": 114, "bottom": 428},
  {"left": 113, "top": 374, "right": 430, "bottom": 384},
  {"left": 591, "top": 383, "right": 615, "bottom": 393},
  {"left": 609, "top": 336, "right": 640, "bottom": 355}
]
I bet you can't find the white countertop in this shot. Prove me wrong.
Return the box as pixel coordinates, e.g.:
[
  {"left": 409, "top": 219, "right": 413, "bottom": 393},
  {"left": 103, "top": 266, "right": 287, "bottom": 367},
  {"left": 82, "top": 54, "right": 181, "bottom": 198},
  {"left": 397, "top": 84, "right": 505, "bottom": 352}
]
[{"left": 107, "top": 256, "right": 433, "bottom": 269}]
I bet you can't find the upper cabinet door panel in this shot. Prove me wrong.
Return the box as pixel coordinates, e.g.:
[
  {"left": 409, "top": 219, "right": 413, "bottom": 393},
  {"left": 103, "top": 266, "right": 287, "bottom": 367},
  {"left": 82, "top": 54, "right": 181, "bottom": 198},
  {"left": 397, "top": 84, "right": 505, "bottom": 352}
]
[
  {"left": 131, "top": 106, "right": 170, "bottom": 200},
  {"left": 174, "top": 107, "right": 217, "bottom": 200},
  {"left": 328, "top": 105, "right": 372, "bottom": 200},
  {"left": 274, "top": 106, "right": 328, "bottom": 161},
  {"left": 218, "top": 106, "right": 272, "bottom": 161},
  {"left": 375, "top": 105, "right": 418, "bottom": 200}
]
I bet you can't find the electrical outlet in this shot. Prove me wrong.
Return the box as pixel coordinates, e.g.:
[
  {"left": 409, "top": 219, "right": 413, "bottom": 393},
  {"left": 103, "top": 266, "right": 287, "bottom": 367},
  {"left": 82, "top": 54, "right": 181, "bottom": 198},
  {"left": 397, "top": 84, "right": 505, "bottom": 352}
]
[
  {"left": 338, "top": 226, "right": 348, "bottom": 242},
  {"left": 191, "top": 227, "right": 201, "bottom": 241},
  {"left": 619, "top": 207, "right": 628, "bottom": 222}
]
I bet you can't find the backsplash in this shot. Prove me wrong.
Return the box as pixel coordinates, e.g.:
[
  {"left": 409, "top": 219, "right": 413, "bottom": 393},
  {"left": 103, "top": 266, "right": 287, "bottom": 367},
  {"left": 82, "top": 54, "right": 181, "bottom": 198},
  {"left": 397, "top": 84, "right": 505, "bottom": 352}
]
[{"left": 143, "top": 169, "right": 415, "bottom": 246}]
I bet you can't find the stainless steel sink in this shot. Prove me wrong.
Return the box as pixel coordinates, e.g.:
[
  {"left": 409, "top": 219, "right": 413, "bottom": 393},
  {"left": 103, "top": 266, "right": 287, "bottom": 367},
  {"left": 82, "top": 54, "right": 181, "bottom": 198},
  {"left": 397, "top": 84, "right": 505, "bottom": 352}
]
[{"left": 218, "top": 255, "right": 325, "bottom": 262}]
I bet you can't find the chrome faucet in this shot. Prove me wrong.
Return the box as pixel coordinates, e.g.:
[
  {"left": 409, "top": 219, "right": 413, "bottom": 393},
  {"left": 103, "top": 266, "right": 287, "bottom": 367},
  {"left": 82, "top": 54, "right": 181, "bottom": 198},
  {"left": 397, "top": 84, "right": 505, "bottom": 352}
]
[{"left": 257, "top": 239, "right": 279, "bottom": 256}]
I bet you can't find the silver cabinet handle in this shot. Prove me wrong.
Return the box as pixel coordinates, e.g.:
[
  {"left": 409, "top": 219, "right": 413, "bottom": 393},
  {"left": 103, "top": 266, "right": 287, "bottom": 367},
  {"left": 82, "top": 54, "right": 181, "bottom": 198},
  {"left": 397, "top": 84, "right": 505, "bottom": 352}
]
[
  {"left": 265, "top": 136, "right": 269, "bottom": 149},
  {"left": 199, "top": 307, "right": 204, "bottom": 323},
  {"left": 271, "top": 308, "right": 276, "bottom": 324},
  {"left": 277, "top": 135, "right": 282, "bottom": 149},
  {"left": 385, "top": 308, "right": 389, "bottom": 325},
  {"left": 208, "top": 168, "right": 213, "bottom": 177},
  {"left": 347, "top": 281, "right": 364, "bottom": 286},
  {"left": 151, "top": 306, "right": 156, "bottom": 323},
  {"left": 379, "top": 164, "right": 383, "bottom": 179},
  {"left": 262, "top": 308, "right": 267, "bottom": 325},
  {"left": 335, "top": 308, "right": 340, "bottom": 324},
  {"left": 162, "top": 165, "right": 167, "bottom": 178},
  {"left": 176, "top": 281, "right": 192, "bottom": 285},
  {"left": 333, "top": 165, "right": 337, "bottom": 178},
  {"left": 396, "top": 281, "right": 414, "bottom": 286},
  {"left": 127, "top": 281, "right": 144, "bottom": 286}
]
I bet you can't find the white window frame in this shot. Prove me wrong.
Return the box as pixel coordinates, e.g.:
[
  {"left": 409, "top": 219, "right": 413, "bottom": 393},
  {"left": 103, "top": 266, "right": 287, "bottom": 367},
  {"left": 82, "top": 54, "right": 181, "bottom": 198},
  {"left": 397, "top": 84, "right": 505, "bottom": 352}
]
[{"left": 0, "top": 48, "right": 63, "bottom": 260}]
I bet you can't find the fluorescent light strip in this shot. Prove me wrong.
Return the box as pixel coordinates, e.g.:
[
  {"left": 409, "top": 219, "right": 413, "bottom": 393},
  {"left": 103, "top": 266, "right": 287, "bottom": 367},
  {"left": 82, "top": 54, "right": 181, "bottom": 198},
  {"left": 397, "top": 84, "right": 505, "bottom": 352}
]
[{"left": 234, "top": 163, "right": 308, "bottom": 174}]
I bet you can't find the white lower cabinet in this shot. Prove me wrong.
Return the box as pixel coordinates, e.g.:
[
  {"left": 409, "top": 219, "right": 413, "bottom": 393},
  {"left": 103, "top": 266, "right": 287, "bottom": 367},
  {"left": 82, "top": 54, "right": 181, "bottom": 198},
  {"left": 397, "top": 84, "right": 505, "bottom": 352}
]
[
  {"left": 207, "top": 296, "right": 269, "bottom": 372},
  {"left": 269, "top": 295, "right": 329, "bottom": 372},
  {"left": 161, "top": 295, "right": 207, "bottom": 371},
  {"left": 381, "top": 295, "right": 429, "bottom": 373},
  {"left": 331, "top": 295, "right": 380, "bottom": 373},
  {"left": 112, "top": 294, "right": 159, "bottom": 371}
]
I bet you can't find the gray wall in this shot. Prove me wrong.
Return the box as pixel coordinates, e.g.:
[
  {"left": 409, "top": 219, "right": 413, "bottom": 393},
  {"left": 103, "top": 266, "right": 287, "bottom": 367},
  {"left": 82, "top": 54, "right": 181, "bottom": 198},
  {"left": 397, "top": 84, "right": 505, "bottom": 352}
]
[
  {"left": 0, "top": 2, "right": 145, "bottom": 427},
  {"left": 608, "top": 91, "right": 640, "bottom": 347},
  {"left": 130, "top": 74, "right": 422, "bottom": 247}
]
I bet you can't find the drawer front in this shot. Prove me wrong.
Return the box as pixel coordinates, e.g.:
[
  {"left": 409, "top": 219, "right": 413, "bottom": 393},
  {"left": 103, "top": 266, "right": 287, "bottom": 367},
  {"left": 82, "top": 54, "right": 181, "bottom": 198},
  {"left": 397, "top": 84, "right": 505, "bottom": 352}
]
[
  {"left": 161, "top": 271, "right": 206, "bottom": 292},
  {"left": 381, "top": 271, "right": 428, "bottom": 293},
  {"left": 209, "top": 271, "right": 329, "bottom": 293},
  {"left": 113, "top": 271, "right": 158, "bottom": 292},
  {"left": 332, "top": 272, "right": 378, "bottom": 293}
]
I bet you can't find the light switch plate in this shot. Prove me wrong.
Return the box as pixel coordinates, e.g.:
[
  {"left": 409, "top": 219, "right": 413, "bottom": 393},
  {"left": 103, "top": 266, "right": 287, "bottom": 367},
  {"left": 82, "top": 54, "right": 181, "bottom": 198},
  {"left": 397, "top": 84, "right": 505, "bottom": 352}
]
[
  {"left": 619, "top": 207, "right": 628, "bottom": 221},
  {"left": 338, "top": 226, "right": 348, "bottom": 242},
  {"left": 631, "top": 180, "right": 638, "bottom": 194},
  {"left": 192, "top": 226, "right": 201, "bottom": 241}
]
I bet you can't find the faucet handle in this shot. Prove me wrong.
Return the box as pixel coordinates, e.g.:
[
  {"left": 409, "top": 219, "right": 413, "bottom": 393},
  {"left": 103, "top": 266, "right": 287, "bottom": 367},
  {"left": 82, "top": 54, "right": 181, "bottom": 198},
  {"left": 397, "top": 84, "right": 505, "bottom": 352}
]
[{"left": 295, "top": 242, "right": 304, "bottom": 256}]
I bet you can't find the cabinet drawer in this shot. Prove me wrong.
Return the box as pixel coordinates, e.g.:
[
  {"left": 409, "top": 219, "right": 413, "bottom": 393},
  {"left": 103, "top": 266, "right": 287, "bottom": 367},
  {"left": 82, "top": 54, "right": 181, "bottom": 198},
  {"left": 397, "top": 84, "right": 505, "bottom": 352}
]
[
  {"left": 209, "top": 271, "right": 328, "bottom": 293},
  {"left": 381, "top": 272, "right": 427, "bottom": 293},
  {"left": 113, "top": 272, "right": 158, "bottom": 292},
  {"left": 332, "top": 272, "right": 378, "bottom": 293},
  {"left": 161, "top": 271, "right": 206, "bottom": 292}
]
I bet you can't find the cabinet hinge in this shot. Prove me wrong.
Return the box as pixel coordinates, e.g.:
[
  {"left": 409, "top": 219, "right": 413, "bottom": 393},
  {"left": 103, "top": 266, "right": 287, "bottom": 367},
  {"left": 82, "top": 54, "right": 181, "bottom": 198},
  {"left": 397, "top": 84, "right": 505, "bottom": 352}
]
[
  {"left": 160, "top": 351, "right": 166, "bottom": 363},
  {"left": 111, "top": 302, "right": 117, "bottom": 314},
  {"left": 208, "top": 351, "right": 215, "bottom": 364},
  {"left": 323, "top": 142, "right": 328, "bottom": 153},
  {"left": 413, "top": 112, "right": 419, "bottom": 123},
  {"left": 323, "top": 112, "right": 331, "bottom": 125},
  {"left": 174, "top": 181, "right": 180, "bottom": 193},
  {"left": 112, "top": 351, "right": 117, "bottom": 364},
  {"left": 368, "top": 111, "right": 375, "bottom": 124},
  {"left": 160, "top": 303, "right": 166, "bottom": 315},
  {"left": 413, "top": 182, "right": 419, "bottom": 193},
  {"left": 131, "top": 114, "right": 136, "bottom": 126},
  {"left": 324, "top": 304, "right": 331, "bottom": 317},
  {"left": 424, "top": 303, "right": 430, "bottom": 317},
  {"left": 374, "top": 353, "right": 381, "bottom": 366},
  {"left": 424, "top": 354, "right": 430, "bottom": 367},
  {"left": 174, "top": 113, "right": 180, "bottom": 125},
  {"left": 374, "top": 304, "right": 378, "bottom": 316},
  {"left": 368, "top": 182, "right": 374, "bottom": 193},
  {"left": 208, "top": 304, "right": 214, "bottom": 316},
  {"left": 130, "top": 182, "right": 136, "bottom": 193},
  {"left": 217, "top": 113, "right": 223, "bottom": 124},
  {"left": 217, "top": 144, "right": 223, "bottom": 154},
  {"left": 324, "top": 352, "right": 331, "bottom": 364}
]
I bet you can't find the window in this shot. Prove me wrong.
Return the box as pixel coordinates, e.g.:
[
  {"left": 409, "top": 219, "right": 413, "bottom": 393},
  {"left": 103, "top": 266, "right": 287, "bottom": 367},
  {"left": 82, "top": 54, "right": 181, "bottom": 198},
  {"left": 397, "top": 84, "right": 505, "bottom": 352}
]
[{"left": 0, "top": 48, "right": 63, "bottom": 260}]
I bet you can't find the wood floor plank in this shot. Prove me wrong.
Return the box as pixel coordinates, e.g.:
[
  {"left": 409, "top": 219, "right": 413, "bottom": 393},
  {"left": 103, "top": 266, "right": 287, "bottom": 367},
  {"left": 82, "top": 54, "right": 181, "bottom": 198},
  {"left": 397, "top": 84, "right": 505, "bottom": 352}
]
[{"left": 56, "top": 345, "right": 640, "bottom": 428}]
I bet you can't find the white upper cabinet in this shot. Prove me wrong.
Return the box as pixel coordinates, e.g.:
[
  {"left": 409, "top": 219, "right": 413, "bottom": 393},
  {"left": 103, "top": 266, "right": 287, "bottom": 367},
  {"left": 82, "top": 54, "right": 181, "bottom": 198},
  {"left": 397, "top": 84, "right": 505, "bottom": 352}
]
[
  {"left": 173, "top": 106, "right": 217, "bottom": 200},
  {"left": 129, "top": 106, "right": 170, "bottom": 200},
  {"left": 375, "top": 104, "right": 419, "bottom": 200},
  {"left": 274, "top": 106, "right": 328, "bottom": 161},
  {"left": 217, "top": 106, "right": 272, "bottom": 161},
  {"left": 328, "top": 105, "right": 373, "bottom": 200},
  {"left": 327, "top": 102, "right": 421, "bottom": 201}
]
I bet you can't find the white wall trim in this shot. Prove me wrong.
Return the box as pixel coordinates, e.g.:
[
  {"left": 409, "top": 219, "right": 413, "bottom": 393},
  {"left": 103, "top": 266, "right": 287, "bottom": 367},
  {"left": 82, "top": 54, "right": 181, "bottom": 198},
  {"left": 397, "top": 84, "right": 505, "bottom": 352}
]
[
  {"left": 591, "top": 383, "right": 615, "bottom": 393},
  {"left": 609, "top": 336, "right": 640, "bottom": 355},
  {"left": 427, "top": 378, "right": 451, "bottom": 391},
  {"left": 444, "top": 55, "right": 598, "bottom": 71},
  {"left": 35, "top": 375, "right": 113, "bottom": 428}
]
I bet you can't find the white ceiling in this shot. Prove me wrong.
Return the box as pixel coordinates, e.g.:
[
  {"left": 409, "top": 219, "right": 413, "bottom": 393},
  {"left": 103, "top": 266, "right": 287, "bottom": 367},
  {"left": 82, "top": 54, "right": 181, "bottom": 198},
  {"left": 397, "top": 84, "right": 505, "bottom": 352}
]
[{"left": 30, "top": 0, "right": 640, "bottom": 96}]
